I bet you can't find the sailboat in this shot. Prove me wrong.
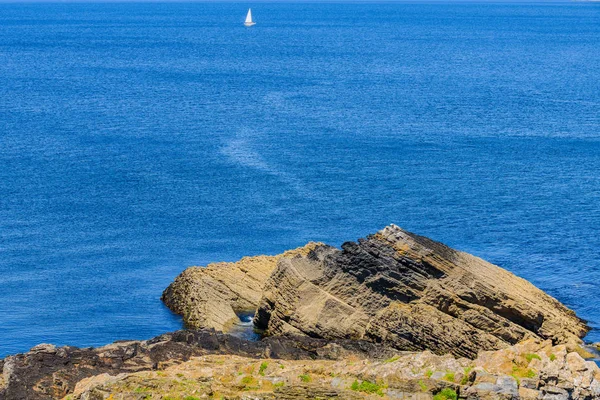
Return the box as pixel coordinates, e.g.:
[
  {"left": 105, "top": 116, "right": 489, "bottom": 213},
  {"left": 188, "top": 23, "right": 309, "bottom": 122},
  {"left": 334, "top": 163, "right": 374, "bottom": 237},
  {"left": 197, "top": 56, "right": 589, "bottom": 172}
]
[{"left": 244, "top": 8, "right": 256, "bottom": 27}]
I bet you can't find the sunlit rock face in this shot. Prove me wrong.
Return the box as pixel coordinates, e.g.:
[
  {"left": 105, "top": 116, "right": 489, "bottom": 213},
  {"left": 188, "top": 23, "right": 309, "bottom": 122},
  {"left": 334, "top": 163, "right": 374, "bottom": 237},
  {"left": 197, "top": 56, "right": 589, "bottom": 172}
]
[
  {"left": 255, "top": 224, "right": 588, "bottom": 358},
  {"left": 162, "top": 242, "right": 322, "bottom": 332}
]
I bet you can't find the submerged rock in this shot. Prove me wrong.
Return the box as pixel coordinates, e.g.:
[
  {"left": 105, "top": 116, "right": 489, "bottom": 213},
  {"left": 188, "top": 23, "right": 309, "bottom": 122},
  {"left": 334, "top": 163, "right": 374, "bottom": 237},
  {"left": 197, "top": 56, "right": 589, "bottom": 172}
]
[
  {"left": 162, "top": 242, "right": 322, "bottom": 332},
  {"left": 255, "top": 225, "right": 588, "bottom": 358}
]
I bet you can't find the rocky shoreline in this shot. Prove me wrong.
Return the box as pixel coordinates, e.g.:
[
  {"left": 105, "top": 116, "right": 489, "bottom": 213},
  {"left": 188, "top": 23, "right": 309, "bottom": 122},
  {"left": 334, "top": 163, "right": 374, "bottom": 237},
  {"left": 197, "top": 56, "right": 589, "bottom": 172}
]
[
  {"left": 2, "top": 225, "right": 599, "bottom": 399},
  {"left": 2, "top": 330, "right": 599, "bottom": 399}
]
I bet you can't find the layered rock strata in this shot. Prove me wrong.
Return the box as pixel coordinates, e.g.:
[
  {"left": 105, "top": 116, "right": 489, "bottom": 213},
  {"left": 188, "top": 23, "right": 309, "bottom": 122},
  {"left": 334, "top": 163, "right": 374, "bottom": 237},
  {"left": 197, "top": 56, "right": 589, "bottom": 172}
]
[
  {"left": 255, "top": 225, "right": 588, "bottom": 358},
  {"left": 162, "top": 242, "right": 321, "bottom": 331}
]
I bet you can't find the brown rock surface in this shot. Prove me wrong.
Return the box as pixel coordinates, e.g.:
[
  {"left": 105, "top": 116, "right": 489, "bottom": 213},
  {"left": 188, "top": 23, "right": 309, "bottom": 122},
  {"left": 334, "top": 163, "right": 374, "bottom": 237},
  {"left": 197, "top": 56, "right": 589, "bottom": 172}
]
[
  {"left": 0, "top": 330, "right": 397, "bottom": 400},
  {"left": 255, "top": 224, "right": 588, "bottom": 358},
  {"left": 161, "top": 242, "right": 322, "bottom": 331},
  {"left": 3, "top": 331, "right": 598, "bottom": 399}
]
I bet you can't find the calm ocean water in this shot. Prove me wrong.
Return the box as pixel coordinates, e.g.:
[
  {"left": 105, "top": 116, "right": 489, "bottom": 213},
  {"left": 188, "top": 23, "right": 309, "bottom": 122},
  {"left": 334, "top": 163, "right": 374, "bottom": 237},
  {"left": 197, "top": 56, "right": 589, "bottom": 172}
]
[{"left": 1, "top": 2, "right": 599, "bottom": 358}]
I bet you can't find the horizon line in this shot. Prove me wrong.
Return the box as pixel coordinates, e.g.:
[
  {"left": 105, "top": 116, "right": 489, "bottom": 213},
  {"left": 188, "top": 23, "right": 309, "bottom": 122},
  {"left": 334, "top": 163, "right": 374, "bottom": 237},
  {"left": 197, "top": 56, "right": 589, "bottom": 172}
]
[{"left": 0, "top": 0, "right": 594, "bottom": 4}]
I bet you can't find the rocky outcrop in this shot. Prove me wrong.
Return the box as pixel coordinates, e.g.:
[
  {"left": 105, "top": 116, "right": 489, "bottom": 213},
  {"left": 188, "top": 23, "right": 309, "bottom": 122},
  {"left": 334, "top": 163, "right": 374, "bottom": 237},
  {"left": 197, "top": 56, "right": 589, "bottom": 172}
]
[
  {"left": 255, "top": 225, "right": 588, "bottom": 358},
  {"left": 162, "top": 242, "right": 322, "bottom": 331},
  {"left": 0, "top": 329, "right": 396, "bottom": 400},
  {"left": 71, "top": 340, "right": 600, "bottom": 399},
  {"left": 4, "top": 330, "right": 599, "bottom": 399},
  {"left": 473, "top": 339, "right": 600, "bottom": 400}
]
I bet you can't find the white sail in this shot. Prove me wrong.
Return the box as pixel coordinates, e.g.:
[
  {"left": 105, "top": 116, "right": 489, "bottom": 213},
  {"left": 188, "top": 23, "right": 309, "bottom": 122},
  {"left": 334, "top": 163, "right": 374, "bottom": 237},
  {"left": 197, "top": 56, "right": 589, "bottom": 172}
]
[{"left": 244, "top": 8, "right": 255, "bottom": 26}]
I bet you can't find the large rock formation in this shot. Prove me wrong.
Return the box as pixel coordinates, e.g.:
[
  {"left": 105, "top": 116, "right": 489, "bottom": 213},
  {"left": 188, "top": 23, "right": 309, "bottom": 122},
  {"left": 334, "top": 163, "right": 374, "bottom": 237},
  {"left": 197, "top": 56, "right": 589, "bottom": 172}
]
[
  {"left": 162, "top": 243, "right": 322, "bottom": 331},
  {"left": 254, "top": 225, "right": 589, "bottom": 358}
]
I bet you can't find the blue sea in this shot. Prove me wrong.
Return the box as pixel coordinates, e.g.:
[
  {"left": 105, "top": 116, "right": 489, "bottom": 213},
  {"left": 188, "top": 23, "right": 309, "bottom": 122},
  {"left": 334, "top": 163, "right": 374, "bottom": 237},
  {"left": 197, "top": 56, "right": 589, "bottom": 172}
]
[{"left": 1, "top": 1, "right": 599, "bottom": 358}]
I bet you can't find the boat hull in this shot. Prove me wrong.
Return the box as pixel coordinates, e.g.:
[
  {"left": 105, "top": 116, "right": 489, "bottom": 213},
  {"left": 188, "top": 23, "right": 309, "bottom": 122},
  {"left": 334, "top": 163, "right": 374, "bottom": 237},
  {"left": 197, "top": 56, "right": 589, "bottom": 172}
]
[{"left": 244, "top": 22, "right": 256, "bottom": 27}]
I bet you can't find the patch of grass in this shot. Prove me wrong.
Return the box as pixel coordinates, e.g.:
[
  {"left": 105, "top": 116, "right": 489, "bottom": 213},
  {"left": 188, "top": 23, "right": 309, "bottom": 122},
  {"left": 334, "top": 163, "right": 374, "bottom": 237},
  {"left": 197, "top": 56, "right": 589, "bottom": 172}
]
[
  {"left": 274, "top": 381, "right": 285, "bottom": 388},
  {"left": 425, "top": 369, "right": 434, "bottom": 378},
  {"left": 134, "top": 386, "right": 150, "bottom": 393},
  {"left": 550, "top": 354, "right": 557, "bottom": 362},
  {"left": 259, "top": 362, "right": 268, "bottom": 376},
  {"left": 299, "top": 374, "right": 312, "bottom": 383},
  {"left": 240, "top": 375, "right": 260, "bottom": 391},
  {"left": 526, "top": 370, "right": 536, "bottom": 378},
  {"left": 460, "top": 366, "right": 473, "bottom": 385},
  {"left": 433, "top": 388, "right": 458, "bottom": 400},
  {"left": 443, "top": 372, "right": 455, "bottom": 383},
  {"left": 350, "top": 380, "right": 385, "bottom": 396},
  {"left": 525, "top": 353, "right": 541, "bottom": 363},
  {"left": 279, "top": 364, "right": 285, "bottom": 369},
  {"left": 418, "top": 380, "right": 428, "bottom": 392},
  {"left": 511, "top": 365, "right": 536, "bottom": 380},
  {"left": 184, "top": 397, "right": 201, "bottom": 400},
  {"left": 384, "top": 356, "right": 400, "bottom": 363}
]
